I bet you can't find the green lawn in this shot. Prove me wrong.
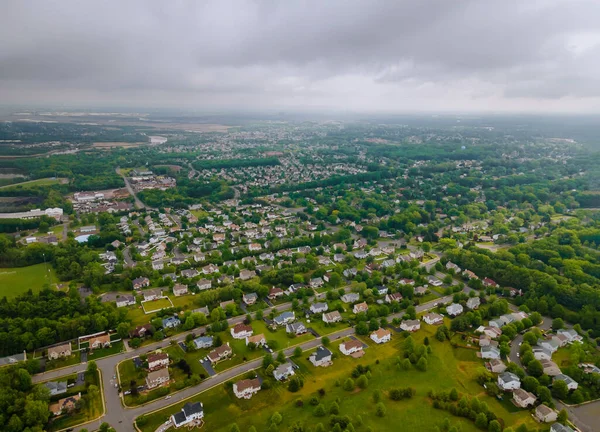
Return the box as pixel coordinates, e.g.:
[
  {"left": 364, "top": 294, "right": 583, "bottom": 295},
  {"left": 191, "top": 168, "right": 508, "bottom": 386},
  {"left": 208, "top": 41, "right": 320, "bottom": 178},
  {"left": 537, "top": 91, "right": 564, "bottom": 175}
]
[
  {"left": 45, "top": 352, "right": 81, "bottom": 371},
  {"left": 0, "top": 177, "right": 66, "bottom": 190},
  {"left": 137, "top": 324, "right": 537, "bottom": 432},
  {"left": 304, "top": 315, "right": 350, "bottom": 337},
  {"left": 87, "top": 341, "right": 124, "bottom": 361},
  {"left": 142, "top": 297, "right": 174, "bottom": 313},
  {"left": 0, "top": 263, "right": 57, "bottom": 299}
]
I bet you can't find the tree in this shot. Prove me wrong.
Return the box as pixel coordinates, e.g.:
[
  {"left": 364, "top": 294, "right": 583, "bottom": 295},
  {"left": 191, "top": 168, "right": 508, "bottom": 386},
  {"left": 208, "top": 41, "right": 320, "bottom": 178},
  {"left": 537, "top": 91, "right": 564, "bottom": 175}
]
[
  {"left": 449, "top": 388, "right": 459, "bottom": 401},
  {"left": 488, "top": 420, "right": 501, "bottom": 432},
  {"left": 229, "top": 424, "right": 240, "bottom": 432},
  {"left": 277, "top": 350, "right": 286, "bottom": 363},
  {"left": 537, "top": 387, "right": 552, "bottom": 404},
  {"left": 527, "top": 359, "right": 543, "bottom": 377},
  {"left": 329, "top": 401, "right": 339, "bottom": 415},
  {"left": 343, "top": 378, "right": 355, "bottom": 391},
  {"left": 271, "top": 412, "right": 283, "bottom": 425},
  {"left": 375, "top": 402, "right": 386, "bottom": 417},
  {"left": 552, "top": 380, "right": 569, "bottom": 400},
  {"left": 475, "top": 412, "right": 488, "bottom": 429},
  {"left": 557, "top": 409, "right": 568, "bottom": 424},
  {"left": 357, "top": 374, "right": 369, "bottom": 389},
  {"left": 314, "top": 404, "right": 326, "bottom": 417},
  {"left": 552, "top": 318, "right": 564, "bottom": 330},
  {"left": 293, "top": 346, "right": 302, "bottom": 358},
  {"left": 416, "top": 357, "right": 428, "bottom": 371},
  {"left": 116, "top": 322, "right": 130, "bottom": 339},
  {"left": 322, "top": 336, "right": 330, "bottom": 347},
  {"left": 263, "top": 353, "right": 274, "bottom": 369}
]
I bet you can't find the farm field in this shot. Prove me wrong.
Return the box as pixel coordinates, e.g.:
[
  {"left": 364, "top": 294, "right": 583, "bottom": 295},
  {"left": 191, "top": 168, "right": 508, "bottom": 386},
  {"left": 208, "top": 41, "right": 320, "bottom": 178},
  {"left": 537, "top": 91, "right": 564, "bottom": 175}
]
[
  {"left": 0, "top": 263, "right": 57, "bottom": 299},
  {"left": 137, "top": 324, "right": 538, "bottom": 432}
]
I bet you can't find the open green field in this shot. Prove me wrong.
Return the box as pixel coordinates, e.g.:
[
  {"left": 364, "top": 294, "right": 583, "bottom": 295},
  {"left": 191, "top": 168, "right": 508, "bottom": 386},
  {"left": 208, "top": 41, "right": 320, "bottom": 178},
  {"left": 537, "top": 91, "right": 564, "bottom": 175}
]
[
  {"left": 142, "top": 297, "right": 174, "bottom": 314},
  {"left": 87, "top": 341, "right": 124, "bottom": 361},
  {"left": 0, "top": 263, "right": 57, "bottom": 299},
  {"left": 137, "top": 324, "right": 538, "bottom": 432},
  {"left": 0, "top": 177, "right": 67, "bottom": 190},
  {"left": 45, "top": 352, "right": 81, "bottom": 371}
]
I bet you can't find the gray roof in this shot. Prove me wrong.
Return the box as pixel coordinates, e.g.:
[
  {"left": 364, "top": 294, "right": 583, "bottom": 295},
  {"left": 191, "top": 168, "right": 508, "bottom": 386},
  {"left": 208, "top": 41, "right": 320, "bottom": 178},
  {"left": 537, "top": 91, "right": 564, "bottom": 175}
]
[
  {"left": 274, "top": 311, "right": 294, "bottom": 324},
  {"left": 499, "top": 372, "right": 519, "bottom": 383},
  {"left": 312, "top": 346, "right": 332, "bottom": 361}
]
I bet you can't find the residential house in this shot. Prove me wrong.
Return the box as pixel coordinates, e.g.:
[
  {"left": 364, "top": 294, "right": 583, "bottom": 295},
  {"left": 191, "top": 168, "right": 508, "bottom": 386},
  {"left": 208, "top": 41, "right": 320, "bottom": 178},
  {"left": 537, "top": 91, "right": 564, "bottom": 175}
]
[
  {"left": 196, "top": 279, "right": 212, "bottom": 290},
  {"left": 202, "top": 264, "right": 219, "bottom": 275},
  {"left": 340, "top": 339, "right": 364, "bottom": 356},
  {"left": 286, "top": 322, "right": 307, "bottom": 335},
  {"left": 400, "top": 319, "right": 421, "bottom": 332},
  {"left": 142, "top": 288, "right": 162, "bottom": 301},
  {"left": 427, "top": 276, "right": 443, "bottom": 286},
  {"left": 446, "top": 303, "right": 464, "bottom": 316},
  {"left": 310, "top": 302, "right": 328, "bottom": 314},
  {"left": 541, "top": 359, "right": 561, "bottom": 376},
  {"left": 49, "top": 393, "right": 81, "bottom": 416},
  {"left": 162, "top": 316, "right": 181, "bottom": 329},
  {"left": 557, "top": 329, "right": 583, "bottom": 344},
  {"left": 476, "top": 326, "right": 502, "bottom": 339},
  {"left": 47, "top": 343, "right": 72, "bottom": 360},
  {"left": 130, "top": 324, "right": 152, "bottom": 339},
  {"left": 88, "top": 334, "right": 111, "bottom": 349},
  {"left": 498, "top": 372, "right": 521, "bottom": 391},
  {"left": 273, "top": 311, "right": 295, "bottom": 326},
  {"left": 538, "top": 338, "right": 560, "bottom": 354},
  {"left": 353, "top": 302, "right": 368, "bottom": 314},
  {"left": 399, "top": 278, "right": 415, "bottom": 285},
  {"left": 343, "top": 268, "right": 358, "bottom": 278},
  {"left": 414, "top": 286, "right": 428, "bottom": 296},
  {"left": 550, "top": 424, "right": 575, "bottom": 432},
  {"left": 486, "top": 359, "right": 507, "bottom": 373},
  {"left": 116, "top": 295, "right": 136, "bottom": 308},
  {"left": 466, "top": 297, "right": 481, "bottom": 310},
  {"left": 513, "top": 388, "right": 537, "bottom": 408},
  {"left": 481, "top": 346, "right": 501, "bottom": 360},
  {"left": 446, "top": 261, "right": 461, "bottom": 273},
  {"left": 553, "top": 374, "right": 578, "bottom": 390},
  {"left": 181, "top": 269, "right": 199, "bottom": 279},
  {"left": 533, "top": 347, "right": 553, "bottom": 361},
  {"left": 44, "top": 380, "right": 67, "bottom": 396},
  {"left": 423, "top": 313, "right": 443, "bottom": 325},
  {"left": 370, "top": 328, "right": 392, "bottom": 344},
  {"left": 239, "top": 269, "right": 256, "bottom": 281},
  {"left": 310, "top": 277, "right": 324, "bottom": 288},
  {"left": 207, "top": 343, "right": 233, "bottom": 364},
  {"left": 341, "top": 293, "right": 360, "bottom": 303},
  {"left": 274, "top": 362, "right": 295, "bottom": 381},
  {"left": 483, "top": 278, "right": 498, "bottom": 288},
  {"left": 323, "top": 311, "right": 342, "bottom": 324},
  {"left": 171, "top": 402, "right": 204, "bottom": 429},
  {"left": 148, "top": 353, "right": 169, "bottom": 371},
  {"left": 172, "top": 284, "right": 189, "bottom": 297},
  {"left": 132, "top": 277, "right": 150, "bottom": 290},
  {"left": 146, "top": 368, "right": 170, "bottom": 389},
  {"left": 385, "top": 292, "right": 403, "bottom": 304},
  {"left": 231, "top": 323, "right": 253, "bottom": 339},
  {"left": 334, "top": 253, "right": 345, "bottom": 263},
  {"left": 463, "top": 270, "right": 478, "bottom": 279},
  {"left": 309, "top": 346, "right": 333, "bottom": 367},
  {"left": 535, "top": 404, "right": 558, "bottom": 423},
  {"left": 243, "top": 292, "right": 258, "bottom": 305},
  {"left": 246, "top": 334, "right": 266, "bottom": 347},
  {"left": 268, "top": 287, "right": 284, "bottom": 300},
  {"left": 193, "top": 336, "right": 213, "bottom": 350},
  {"left": 233, "top": 378, "right": 261, "bottom": 399}
]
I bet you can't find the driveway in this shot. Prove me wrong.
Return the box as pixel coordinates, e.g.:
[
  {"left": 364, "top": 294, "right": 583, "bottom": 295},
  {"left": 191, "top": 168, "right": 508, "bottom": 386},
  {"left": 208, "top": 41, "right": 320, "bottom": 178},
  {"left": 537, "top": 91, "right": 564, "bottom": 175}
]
[{"left": 200, "top": 360, "right": 216, "bottom": 377}]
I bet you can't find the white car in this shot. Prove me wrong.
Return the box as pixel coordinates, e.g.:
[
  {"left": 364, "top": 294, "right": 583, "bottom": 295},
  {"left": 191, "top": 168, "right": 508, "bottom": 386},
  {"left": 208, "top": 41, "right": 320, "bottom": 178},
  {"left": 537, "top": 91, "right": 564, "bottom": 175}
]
[{"left": 165, "top": 395, "right": 171, "bottom": 400}]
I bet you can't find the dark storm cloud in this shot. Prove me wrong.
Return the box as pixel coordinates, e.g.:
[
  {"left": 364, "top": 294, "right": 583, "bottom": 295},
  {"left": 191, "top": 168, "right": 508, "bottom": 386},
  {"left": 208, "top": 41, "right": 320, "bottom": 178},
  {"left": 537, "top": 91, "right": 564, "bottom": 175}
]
[{"left": 2, "top": 0, "right": 600, "bottom": 112}]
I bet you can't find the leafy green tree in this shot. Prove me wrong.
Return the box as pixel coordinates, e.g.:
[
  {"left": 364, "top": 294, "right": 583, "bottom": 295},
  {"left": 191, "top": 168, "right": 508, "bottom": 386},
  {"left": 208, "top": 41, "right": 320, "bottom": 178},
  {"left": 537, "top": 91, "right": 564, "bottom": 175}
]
[
  {"left": 344, "top": 378, "right": 355, "bottom": 391},
  {"left": 375, "top": 402, "right": 386, "bottom": 417}
]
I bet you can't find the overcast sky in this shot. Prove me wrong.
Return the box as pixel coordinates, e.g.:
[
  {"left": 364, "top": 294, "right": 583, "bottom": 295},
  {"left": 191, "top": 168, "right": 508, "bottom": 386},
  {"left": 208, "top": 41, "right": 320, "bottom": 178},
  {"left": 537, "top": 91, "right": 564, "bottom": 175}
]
[{"left": 2, "top": 0, "right": 600, "bottom": 113}]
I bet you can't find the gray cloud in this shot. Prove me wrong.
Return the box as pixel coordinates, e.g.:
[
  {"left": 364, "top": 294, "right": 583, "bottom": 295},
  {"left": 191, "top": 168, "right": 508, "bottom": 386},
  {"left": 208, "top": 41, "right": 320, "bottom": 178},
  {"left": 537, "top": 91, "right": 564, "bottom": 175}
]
[{"left": 2, "top": 0, "right": 600, "bottom": 112}]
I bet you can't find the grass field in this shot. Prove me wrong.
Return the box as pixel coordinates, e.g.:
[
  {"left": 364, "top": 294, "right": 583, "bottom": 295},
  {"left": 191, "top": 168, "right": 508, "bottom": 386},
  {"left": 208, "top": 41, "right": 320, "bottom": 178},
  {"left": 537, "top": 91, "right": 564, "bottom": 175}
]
[
  {"left": 137, "top": 324, "right": 538, "bottom": 432},
  {"left": 142, "top": 297, "right": 174, "bottom": 314},
  {"left": 0, "top": 177, "right": 67, "bottom": 190},
  {"left": 0, "top": 263, "right": 57, "bottom": 299}
]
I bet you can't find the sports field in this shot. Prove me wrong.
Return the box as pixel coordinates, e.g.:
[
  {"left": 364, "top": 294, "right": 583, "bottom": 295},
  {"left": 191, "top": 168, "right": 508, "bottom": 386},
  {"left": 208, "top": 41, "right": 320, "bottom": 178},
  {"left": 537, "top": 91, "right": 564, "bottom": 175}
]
[{"left": 0, "top": 263, "right": 56, "bottom": 299}]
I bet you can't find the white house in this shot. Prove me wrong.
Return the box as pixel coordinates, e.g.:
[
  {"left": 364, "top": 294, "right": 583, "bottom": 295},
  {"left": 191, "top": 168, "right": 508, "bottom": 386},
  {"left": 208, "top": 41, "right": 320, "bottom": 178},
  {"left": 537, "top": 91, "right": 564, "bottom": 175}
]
[
  {"left": 353, "top": 302, "right": 368, "bottom": 314},
  {"left": 466, "top": 297, "right": 480, "bottom": 310},
  {"left": 231, "top": 323, "right": 253, "bottom": 339},
  {"left": 147, "top": 352, "right": 169, "bottom": 370},
  {"left": 323, "top": 311, "right": 342, "bottom": 324},
  {"left": 446, "top": 303, "right": 463, "bottom": 316},
  {"left": 423, "top": 313, "right": 443, "bottom": 325},
  {"left": 512, "top": 388, "right": 537, "bottom": 408},
  {"left": 498, "top": 372, "right": 520, "bottom": 391},
  {"left": 310, "top": 302, "right": 328, "bottom": 314},
  {"left": 273, "top": 362, "right": 295, "bottom": 381},
  {"left": 233, "top": 378, "right": 261, "bottom": 399},
  {"left": 535, "top": 404, "right": 557, "bottom": 423},
  {"left": 171, "top": 402, "right": 204, "bottom": 429},
  {"left": 370, "top": 328, "right": 391, "bottom": 344},
  {"left": 339, "top": 339, "right": 364, "bottom": 356},
  {"left": 553, "top": 374, "right": 578, "bottom": 391},
  {"left": 400, "top": 319, "right": 421, "bottom": 332},
  {"left": 481, "top": 346, "right": 501, "bottom": 360},
  {"left": 309, "top": 346, "right": 333, "bottom": 367}
]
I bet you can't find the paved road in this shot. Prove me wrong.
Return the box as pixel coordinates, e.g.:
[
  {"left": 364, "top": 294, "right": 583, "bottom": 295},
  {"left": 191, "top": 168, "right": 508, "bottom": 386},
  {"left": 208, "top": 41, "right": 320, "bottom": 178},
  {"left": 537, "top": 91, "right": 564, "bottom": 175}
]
[
  {"left": 116, "top": 167, "right": 148, "bottom": 210},
  {"left": 123, "top": 247, "right": 136, "bottom": 268}
]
